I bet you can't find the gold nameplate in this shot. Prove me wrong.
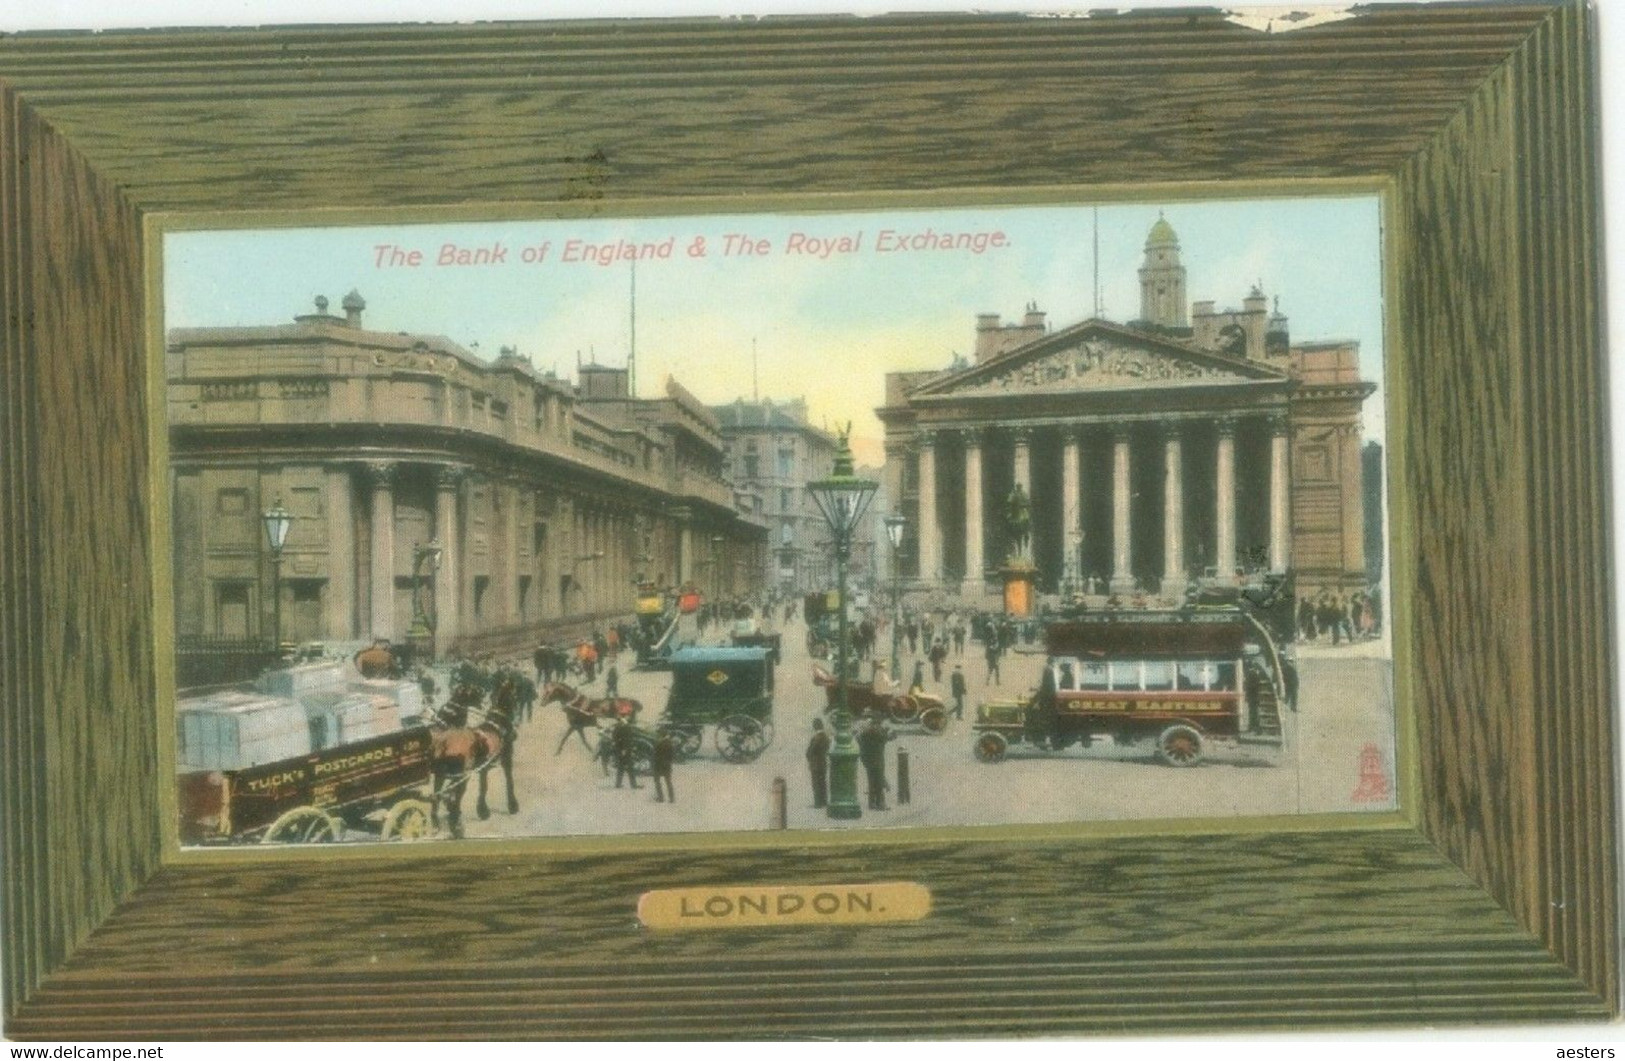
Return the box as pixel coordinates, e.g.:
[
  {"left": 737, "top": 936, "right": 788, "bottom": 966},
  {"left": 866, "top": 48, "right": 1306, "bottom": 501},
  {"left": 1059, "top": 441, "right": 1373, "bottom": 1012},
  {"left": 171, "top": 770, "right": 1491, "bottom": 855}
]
[{"left": 638, "top": 882, "right": 931, "bottom": 930}]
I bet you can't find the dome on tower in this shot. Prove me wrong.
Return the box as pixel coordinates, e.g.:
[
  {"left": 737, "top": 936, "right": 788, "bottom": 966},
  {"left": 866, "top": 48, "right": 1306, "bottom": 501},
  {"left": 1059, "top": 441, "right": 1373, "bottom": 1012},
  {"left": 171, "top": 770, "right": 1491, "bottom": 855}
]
[{"left": 1146, "top": 214, "right": 1179, "bottom": 248}]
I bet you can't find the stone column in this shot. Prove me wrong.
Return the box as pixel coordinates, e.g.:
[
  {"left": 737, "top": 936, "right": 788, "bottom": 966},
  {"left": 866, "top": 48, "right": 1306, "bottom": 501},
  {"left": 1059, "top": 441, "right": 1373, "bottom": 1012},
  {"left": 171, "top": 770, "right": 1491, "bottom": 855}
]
[
  {"left": 434, "top": 465, "right": 463, "bottom": 655},
  {"left": 589, "top": 508, "right": 602, "bottom": 613},
  {"left": 1215, "top": 418, "right": 1237, "bottom": 582},
  {"left": 1061, "top": 427, "right": 1081, "bottom": 590},
  {"left": 503, "top": 479, "right": 521, "bottom": 625},
  {"left": 677, "top": 508, "right": 694, "bottom": 585},
  {"left": 1269, "top": 415, "right": 1291, "bottom": 572},
  {"left": 1162, "top": 424, "right": 1186, "bottom": 595},
  {"left": 1012, "top": 426, "right": 1033, "bottom": 497},
  {"left": 461, "top": 475, "right": 483, "bottom": 632},
  {"left": 1110, "top": 427, "right": 1134, "bottom": 593},
  {"left": 363, "top": 462, "right": 398, "bottom": 641},
  {"left": 916, "top": 431, "right": 940, "bottom": 585},
  {"left": 962, "top": 428, "right": 984, "bottom": 595},
  {"left": 1340, "top": 423, "right": 1364, "bottom": 574},
  {"left": 325, "top": 466, "right": 357, "bottom": 640}
]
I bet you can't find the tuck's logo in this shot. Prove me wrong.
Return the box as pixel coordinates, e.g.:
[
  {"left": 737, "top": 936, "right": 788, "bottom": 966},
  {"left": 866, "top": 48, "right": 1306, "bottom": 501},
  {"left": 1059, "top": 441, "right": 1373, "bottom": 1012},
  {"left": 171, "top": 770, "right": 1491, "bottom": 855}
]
[{"left": 637, "top": 882, "right": 930, "bottom": 930}]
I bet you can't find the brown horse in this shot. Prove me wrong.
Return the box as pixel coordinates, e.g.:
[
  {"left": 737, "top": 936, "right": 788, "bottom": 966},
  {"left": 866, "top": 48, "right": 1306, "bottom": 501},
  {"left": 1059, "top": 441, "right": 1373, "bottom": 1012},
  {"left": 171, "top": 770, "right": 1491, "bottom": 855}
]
[
  {"left": 430, "top": 675, "right": 520, "bottom": 838},
  {"left": 542, "top": 680, "right": 641, "bottom": 758}
]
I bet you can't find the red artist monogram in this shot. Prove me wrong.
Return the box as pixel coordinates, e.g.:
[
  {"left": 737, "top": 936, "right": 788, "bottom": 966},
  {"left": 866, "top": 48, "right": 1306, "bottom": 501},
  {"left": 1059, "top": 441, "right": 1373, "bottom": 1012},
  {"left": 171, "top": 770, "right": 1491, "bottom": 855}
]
[{"left": 1350, "top": 742, "right": 1392, "bottom": 803}]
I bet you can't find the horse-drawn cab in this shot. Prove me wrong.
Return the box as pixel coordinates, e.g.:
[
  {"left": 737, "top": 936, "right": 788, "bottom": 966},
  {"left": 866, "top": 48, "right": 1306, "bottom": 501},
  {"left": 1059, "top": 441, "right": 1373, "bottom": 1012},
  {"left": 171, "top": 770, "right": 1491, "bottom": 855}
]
[
  {"left": 971, "top": 611, "right": 1286, "bottom": 766},
  {"left": 811, "top": 662, "right": 949, "bottom": 734},
  {"left": 657, "top": 646, "right": 775, "bottom": 762}
]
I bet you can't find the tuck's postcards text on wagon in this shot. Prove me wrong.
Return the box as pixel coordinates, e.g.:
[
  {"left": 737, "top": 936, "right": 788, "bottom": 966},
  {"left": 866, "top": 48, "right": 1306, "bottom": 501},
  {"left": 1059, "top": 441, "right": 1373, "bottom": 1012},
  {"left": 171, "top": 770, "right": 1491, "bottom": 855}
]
[{"left": 162, "top": 197, "right": 1394, "bottom": 847}]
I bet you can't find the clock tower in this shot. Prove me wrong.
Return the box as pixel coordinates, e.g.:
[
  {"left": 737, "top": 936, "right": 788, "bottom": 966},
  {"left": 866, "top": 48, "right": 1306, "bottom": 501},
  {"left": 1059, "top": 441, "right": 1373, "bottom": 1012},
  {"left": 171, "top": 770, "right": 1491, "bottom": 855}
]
[{"left": 1138, "top": 214, "right": 1188, "bottom": 329}]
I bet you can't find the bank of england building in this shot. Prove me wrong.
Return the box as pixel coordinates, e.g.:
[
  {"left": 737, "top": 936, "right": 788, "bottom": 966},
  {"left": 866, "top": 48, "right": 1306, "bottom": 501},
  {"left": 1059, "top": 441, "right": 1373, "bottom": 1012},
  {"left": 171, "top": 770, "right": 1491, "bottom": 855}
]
[
  {"left": 166, "top": 293, "right": 767, "bottom": 662},
  {"left": 877, "top": 217, "right": 1375, "bottom": 605}
]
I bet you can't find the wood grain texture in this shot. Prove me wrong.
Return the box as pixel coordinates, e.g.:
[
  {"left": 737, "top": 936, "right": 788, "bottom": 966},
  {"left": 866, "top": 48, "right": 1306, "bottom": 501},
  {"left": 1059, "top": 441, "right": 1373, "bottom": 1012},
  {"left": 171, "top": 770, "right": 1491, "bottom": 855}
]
[
  {"left": 0, "top": 3, "right": 1615, "bottom": 1038},
  {"left": 0, "top": 91, "right": 159, "bottom": 1020},
  {"left": 1512, "top": 3, "right": 1617, "bottom": 1000},
  {"left": 0, "top": 8, "right": 1560, "bottom": 210}
]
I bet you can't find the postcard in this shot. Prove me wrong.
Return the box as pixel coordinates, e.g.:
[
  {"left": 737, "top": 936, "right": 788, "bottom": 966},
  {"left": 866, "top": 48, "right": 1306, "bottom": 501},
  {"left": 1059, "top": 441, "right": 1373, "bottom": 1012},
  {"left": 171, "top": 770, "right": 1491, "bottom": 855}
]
[{"left": 161, "top": 195, "right": 1393, "bottom": 845}]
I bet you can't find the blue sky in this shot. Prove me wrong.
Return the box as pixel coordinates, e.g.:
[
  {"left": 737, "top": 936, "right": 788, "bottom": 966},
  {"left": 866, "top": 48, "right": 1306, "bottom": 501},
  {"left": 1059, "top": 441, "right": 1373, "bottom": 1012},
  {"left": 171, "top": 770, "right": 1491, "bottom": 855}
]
[{"left": 165, "top": 195, "right": 1385, "bottom": 463}]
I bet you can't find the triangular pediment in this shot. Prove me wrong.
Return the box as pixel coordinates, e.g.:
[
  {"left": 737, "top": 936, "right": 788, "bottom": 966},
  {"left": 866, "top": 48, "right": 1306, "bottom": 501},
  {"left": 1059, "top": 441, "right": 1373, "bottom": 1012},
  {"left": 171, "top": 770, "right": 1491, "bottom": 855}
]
[{"left": 911, "top": 319, "right": 1287, "bottom": 401}]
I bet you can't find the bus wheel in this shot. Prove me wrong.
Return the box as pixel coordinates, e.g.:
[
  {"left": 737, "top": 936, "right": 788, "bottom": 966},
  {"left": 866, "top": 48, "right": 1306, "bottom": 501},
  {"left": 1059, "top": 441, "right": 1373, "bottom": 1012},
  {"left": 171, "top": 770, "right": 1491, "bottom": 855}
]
[
  {"left": 1156, "top": 724, "right": 1204, "bottom": 767},
  {"left": 974, "top": 731, "right": 1008, "bottom": 763}
]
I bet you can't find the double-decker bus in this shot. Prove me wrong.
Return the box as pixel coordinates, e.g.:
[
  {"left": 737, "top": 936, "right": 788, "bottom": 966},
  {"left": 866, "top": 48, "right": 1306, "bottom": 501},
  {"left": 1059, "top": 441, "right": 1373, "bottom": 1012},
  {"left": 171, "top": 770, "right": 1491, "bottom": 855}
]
[{"left": 971, "top": 610, "right": 1287, "bottom": 767}]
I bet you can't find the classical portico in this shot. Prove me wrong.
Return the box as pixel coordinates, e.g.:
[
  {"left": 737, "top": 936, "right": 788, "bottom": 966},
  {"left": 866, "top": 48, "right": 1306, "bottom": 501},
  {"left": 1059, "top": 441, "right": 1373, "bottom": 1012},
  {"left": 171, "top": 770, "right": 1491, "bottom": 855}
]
[{"left": 878, "top": 219, "right": 1373, "bottom": 603}]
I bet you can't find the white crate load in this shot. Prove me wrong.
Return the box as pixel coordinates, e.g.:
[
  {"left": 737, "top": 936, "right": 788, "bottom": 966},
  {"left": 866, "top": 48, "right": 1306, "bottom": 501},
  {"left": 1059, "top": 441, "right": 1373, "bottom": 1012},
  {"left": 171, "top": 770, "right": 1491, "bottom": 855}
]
[
  {"left": 300, "top": 691, "right": 400, "bottom": 749},
  {"left": 349, "top": 678, "right": 423, "bottom": 723},
  {"left": 257, "top": 660, "right": 349, "bottom": 700},
  {"left": 177, "top": 690, "right": 310, "bottom": 771}
]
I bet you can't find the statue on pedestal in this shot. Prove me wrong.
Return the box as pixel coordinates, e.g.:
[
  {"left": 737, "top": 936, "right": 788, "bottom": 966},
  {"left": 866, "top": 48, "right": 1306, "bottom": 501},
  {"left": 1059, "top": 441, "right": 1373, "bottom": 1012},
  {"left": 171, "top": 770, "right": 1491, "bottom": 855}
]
[
  {"left": 1006, "top": 483, "right": 1032, "bottom": 563},
  {"left": 1001, "top": 483, "right": 1037, "bottom": 617}
]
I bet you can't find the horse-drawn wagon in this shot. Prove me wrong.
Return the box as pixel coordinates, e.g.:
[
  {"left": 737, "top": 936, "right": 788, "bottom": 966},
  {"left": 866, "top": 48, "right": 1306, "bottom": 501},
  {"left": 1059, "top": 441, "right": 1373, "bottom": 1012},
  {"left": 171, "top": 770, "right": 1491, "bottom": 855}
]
[
  {"left": 177, "top": 669, "right": 524, "bottom": 844},
  {"left": 656, "top": 646, "right": 776, "bottom": 762},
  {"left": 178, "top": 725, "right": 440, "bottom": 844}
]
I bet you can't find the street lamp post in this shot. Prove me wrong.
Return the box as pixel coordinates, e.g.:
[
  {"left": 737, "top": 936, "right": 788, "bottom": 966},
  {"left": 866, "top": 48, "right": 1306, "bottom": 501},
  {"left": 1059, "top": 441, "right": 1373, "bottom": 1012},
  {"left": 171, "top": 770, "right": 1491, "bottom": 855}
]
[
  {"left": 261, "top": 498, "right": 293, "bottom": 659},
  {"left": 406, "top": 538, "right": 445, "bottom": 662},
  {"left": 808, "top": 428, "right": 878, "bottom": 821},
  {"left": 884, "top": 513, "right": 907, "bottom": 683}
]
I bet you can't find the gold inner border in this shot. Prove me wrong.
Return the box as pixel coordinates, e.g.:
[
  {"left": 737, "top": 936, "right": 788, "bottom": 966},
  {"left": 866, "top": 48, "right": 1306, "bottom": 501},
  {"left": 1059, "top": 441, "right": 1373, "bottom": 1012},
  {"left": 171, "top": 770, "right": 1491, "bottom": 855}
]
[{"left": 144, "top": 175, "right": 1414, "bottom": 868}]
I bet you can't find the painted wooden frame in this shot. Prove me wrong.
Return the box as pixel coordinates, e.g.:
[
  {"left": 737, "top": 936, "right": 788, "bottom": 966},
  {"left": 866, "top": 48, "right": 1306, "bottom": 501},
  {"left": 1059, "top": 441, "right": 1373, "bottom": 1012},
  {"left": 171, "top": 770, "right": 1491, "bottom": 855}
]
[{"left": 0, "top": 3, "right": 1614, "bottom": 1038}]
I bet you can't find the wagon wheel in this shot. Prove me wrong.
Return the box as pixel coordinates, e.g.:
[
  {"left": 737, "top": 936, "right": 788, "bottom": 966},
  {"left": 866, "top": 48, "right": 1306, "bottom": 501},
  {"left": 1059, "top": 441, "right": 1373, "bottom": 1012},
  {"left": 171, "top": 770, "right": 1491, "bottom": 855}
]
[
  {"left": 973, "top": 731, "right": 1008, "bottom": 764},
  {"left": 918, "top": 706, "right": 948, "bottom": 735},
  {"left": 662, "top": 724, "right": 703, "bottom": 761},
  {"left": 261, "top": 806, "right": 342, "bottom": 844},
  {"left": 380, "top": 798, "right": 436, "bottom": 841},
  {"left": 715, "top": 715, "right": 768, "bottom": 763},
  {"left": 887, "top": 694, "right": 920, "bottom": 724},
  {"left": 1156, "top": 724, "right": 1205, "bottom": 767}
]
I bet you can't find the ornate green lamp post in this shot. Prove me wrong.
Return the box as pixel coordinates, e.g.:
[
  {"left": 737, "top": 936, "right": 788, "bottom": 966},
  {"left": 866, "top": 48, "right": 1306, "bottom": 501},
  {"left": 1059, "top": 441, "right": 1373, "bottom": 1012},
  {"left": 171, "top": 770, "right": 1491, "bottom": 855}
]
[
  {"left": 261, "top": 498, "right": 293, "bottom": 658},
  {"left": 885, "top": 513, "right": 907, "bottom": 683},
  {"left": 807, "top": 427, "right": 878, "bottom": 820}
]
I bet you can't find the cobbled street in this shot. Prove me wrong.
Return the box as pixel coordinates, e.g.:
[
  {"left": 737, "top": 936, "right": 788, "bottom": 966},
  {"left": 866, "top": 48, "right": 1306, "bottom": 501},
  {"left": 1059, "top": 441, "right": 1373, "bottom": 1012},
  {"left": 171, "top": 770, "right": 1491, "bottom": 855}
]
[{"left": 442, "top": 614, "right": 1396, "bottom": 842}]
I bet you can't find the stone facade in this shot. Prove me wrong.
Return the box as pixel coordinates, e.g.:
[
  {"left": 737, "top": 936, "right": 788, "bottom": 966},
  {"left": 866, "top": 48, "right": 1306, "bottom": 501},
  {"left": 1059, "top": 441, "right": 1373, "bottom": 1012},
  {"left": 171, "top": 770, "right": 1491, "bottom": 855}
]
[
  {"left": 168, "top": 294, "right": 767, "bottom": 660},
  {"left": 712, "top": 398, "right": 839, "bottom": 593},
  {"left": 877, "top": 220, "right": 1375, "bottom": 603}
]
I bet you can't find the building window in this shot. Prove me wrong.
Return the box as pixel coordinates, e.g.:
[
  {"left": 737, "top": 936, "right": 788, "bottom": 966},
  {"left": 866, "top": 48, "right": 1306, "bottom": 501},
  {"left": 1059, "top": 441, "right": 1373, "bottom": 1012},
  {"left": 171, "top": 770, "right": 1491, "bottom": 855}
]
[
  {"left": 777, "top": 447, "right": 794, "bottom": 477},
  {"left": 743, "top": 454, "right": 759, "bottom": 479},
  {"left": 518, "top": 575, "right": 532, "bottom": 618},
  {"left": 781, "top": 488, "right": 792, "bottom": 512},
  {"left": 286, "top": 579, "right": 325, "bottom": 643},
  {"left": 473, "top": 575, "right": 490, "bottom": 620},
  {"left": 215, "top": 582, "right": 250, "bottom": 638},
  {"left": 290, "top": 485, "right": 322, "bottom": 518}
]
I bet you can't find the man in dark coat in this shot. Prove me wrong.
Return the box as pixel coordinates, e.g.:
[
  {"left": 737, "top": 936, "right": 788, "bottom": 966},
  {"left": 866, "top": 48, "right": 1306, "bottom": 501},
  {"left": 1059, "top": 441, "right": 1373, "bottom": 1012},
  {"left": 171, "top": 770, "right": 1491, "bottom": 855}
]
[
  {"left": 857, "top": 714, "right": 891, "bottom": 810},
  {"left": 611, "top": 719, "right": 641, "bottom": 790},
  {"left": 950, "top": 664, "right": 968, "bottom": 719},
  {"left": 651, "top": 730, "right": 676, "bottom": 803},
  {"left": 984, "top": 639, "right": 1002, "bottom": 685},
  {"left": 805, "top": 718, "right": 831, "bottom": 809},
  {"left": 929, "top": 639, "right": 948, "bottom": 683}
]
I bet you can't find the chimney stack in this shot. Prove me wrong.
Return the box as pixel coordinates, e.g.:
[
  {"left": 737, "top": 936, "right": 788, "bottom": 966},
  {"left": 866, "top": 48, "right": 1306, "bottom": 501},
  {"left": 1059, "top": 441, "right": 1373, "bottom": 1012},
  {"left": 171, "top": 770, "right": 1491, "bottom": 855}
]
[{"left": 341, "top": 289, "right": 366, "bottom": 328}]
